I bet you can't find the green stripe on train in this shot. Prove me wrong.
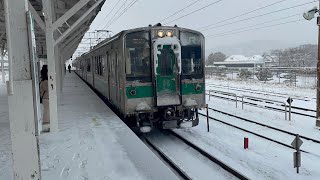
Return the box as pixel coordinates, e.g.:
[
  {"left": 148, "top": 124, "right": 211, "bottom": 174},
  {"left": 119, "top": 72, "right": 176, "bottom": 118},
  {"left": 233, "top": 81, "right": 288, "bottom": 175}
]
[
  {"left": 181, "top": 83, "right": 204, "bottom": 95},
  {"left": 126, "top": 86, "right": 154, "bottom": 99},
  {"left": 126, "top": 83, "right": 204, "bottom": 99}
]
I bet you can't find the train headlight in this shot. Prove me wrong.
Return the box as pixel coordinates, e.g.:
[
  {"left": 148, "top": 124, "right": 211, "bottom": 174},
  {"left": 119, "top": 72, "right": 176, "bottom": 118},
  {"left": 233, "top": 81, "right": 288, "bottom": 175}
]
[
  {"left": 130, "top": 89, "right": 137, "bottom": 96},
  {"left": 157, "top": 30, "right": 165, "bottom": 38},
  {"left": 195, "top": 84, "right": 201, "bottom": 92},
  {"left": 166, "top": 31, "right": 173, "bottom": 37}
]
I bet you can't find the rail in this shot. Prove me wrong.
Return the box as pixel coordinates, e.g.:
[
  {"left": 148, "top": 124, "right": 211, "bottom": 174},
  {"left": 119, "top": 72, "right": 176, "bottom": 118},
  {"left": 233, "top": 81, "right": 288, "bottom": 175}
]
[{"left": 208, "top": 90, "right": 238, "bottom": 108}]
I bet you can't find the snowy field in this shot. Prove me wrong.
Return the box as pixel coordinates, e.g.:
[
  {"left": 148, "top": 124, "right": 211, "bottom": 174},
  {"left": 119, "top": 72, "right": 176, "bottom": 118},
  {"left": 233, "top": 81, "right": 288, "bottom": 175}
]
[{"left": 208, "top": 73, "right": 317, "bottom": 89}]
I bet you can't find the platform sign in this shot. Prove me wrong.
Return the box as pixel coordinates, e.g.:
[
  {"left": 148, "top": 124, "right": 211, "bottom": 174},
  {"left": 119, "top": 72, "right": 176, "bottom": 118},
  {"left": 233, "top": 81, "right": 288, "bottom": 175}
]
[
  {"left": 287, "top": 97, "right": 293, "bottom": 104},
  {"left": 291, "top": 136, "right": 303, "bottom": 149}
]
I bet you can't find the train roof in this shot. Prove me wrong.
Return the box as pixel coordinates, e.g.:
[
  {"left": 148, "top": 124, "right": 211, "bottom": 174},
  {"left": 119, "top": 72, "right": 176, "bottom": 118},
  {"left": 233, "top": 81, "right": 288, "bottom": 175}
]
[{"left": 76, "top": 24, "right": 204, "bottom": 58}]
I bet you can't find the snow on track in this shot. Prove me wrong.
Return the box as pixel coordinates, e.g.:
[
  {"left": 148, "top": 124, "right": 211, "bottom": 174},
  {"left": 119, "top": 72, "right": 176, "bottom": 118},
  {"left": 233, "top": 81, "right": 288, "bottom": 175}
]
[
  {"left": 173, "top": 118, "right": 320, "bottom": 179},
  {"left": 145, "top": 130, "right": 239, "bottom": 180}
]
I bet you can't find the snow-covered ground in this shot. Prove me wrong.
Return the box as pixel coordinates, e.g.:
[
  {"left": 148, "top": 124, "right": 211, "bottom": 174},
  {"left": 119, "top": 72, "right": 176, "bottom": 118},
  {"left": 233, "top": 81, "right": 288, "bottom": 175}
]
[{"left": 173, "top": 77, "right": 320, "bottom": 179}]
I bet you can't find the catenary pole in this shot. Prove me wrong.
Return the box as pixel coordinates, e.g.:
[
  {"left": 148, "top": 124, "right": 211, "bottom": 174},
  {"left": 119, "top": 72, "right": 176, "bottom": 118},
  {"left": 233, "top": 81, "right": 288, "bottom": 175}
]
[{"left": 317, "top": 0, "right": 320, "bottom": 128}]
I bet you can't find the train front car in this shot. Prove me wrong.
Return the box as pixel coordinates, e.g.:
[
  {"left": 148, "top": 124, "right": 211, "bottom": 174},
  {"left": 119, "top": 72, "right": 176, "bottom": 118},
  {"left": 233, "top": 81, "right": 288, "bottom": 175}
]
[{"left": 125, "top": 26, "right": 205, "bottom": 131}]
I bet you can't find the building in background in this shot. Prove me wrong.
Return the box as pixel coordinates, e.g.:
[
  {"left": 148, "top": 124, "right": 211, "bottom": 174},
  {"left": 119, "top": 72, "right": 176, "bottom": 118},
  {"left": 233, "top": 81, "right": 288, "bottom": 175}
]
[{"left": 213, "top": 55, "right": 265, "bottom": 68}]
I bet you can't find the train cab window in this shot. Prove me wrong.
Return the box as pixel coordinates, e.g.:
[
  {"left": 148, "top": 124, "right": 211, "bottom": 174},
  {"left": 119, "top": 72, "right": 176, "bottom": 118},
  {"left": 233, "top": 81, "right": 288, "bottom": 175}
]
[
  {"left": 180, "top": 31, "right": 203, "bottom": 79},
  {"left": 125, "top": 31, "right": 151, "bottom": 82}
]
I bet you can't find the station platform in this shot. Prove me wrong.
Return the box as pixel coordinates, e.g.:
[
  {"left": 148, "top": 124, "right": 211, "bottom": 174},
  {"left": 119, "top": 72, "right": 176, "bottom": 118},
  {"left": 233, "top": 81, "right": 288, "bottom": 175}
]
[{"left": 0, "top": 72, "right": 178, "bottom": 180}]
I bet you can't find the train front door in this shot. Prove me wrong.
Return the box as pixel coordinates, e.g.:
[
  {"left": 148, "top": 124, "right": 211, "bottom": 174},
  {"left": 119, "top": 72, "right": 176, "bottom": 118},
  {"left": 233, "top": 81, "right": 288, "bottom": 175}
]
[{"left": 153, "top": 37, "right": 182, "bottom": 106}]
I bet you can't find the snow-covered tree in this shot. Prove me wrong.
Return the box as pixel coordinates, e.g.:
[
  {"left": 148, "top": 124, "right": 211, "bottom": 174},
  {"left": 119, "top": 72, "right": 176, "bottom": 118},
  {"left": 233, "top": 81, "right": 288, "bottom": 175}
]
[
  {"left": 206, "top": 52, "right": 226, "bottom": 66},
  {"left": 239, "top": 69, "right": 253, "bottom": 79},
  {"left": 256, "top": 68, "right": 273, "bottom": 82}
]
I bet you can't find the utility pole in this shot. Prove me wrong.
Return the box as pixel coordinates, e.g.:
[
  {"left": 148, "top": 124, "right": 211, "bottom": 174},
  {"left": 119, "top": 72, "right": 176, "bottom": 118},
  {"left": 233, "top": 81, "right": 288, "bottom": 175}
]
[
  {"left": 317, "top": 9, "right": 320, "bottom": 127},
  {"left": 304, "top": 3, "right": 320, "bottom": 128}
]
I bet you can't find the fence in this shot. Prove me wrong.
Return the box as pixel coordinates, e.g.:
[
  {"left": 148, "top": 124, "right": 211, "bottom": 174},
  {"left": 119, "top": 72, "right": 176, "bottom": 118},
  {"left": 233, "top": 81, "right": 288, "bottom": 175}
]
[{"left": 207, "top": 89, "right": 292, "bottom": 121}]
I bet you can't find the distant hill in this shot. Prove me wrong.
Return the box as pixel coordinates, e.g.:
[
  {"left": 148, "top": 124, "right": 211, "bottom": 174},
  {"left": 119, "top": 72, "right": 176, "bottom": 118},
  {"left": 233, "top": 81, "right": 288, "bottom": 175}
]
[{"left": 206, "top": 40, "right": 299, "bottom": 57}]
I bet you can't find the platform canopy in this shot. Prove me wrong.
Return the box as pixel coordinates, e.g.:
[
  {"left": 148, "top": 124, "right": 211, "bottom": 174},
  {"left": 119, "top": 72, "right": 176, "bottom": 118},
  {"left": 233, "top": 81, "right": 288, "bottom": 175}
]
[{"left": 0, "top": 0, "right": 105, "bottom": 60}]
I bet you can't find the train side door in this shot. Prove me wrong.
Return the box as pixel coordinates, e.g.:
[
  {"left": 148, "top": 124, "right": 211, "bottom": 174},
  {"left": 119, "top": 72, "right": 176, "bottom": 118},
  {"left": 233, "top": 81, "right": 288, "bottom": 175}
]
[
  {"left": 92, "top": 56, "right": 95, "bottom": 87},
  {"left": 153, "top": 37, "right": 182, "bottom": 106}
]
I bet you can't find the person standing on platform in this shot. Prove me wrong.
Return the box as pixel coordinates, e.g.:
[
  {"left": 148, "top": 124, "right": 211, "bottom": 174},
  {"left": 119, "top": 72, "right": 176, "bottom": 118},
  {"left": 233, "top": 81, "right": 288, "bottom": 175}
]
[
  {"left": 68, "top": 64, "right": 71, "bottom": 73},
  {"left": 40, "top": 65, "right": 50, "bottom": 132}
]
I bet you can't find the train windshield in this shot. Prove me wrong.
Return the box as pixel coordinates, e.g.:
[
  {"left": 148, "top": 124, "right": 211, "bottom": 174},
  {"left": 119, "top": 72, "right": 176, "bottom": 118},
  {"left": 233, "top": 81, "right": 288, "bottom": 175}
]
[
  {"left": 125, "top": 31, "right": 151, "bottom": 82},
  {"left": 180, "top": 31, "right": 203, "bottom": 79}
]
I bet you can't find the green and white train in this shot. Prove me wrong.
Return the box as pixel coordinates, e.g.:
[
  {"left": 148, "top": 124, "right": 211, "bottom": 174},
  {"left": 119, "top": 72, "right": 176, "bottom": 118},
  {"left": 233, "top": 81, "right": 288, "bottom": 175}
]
[{"left": 73, "top": 24, "right": 205, "bottom": 131}]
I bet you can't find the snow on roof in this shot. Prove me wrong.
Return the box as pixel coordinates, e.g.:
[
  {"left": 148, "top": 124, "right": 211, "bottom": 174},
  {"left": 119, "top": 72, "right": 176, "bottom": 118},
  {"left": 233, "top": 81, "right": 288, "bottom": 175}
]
[
  {"left": 248, "top": 55, "right": 264, "bottom": 61},
  {"left": 224, "top": 55, "right": 265, "bottom": 62},
  {"left": 225, "top": 55, "right": 248, "bottom": 62}
]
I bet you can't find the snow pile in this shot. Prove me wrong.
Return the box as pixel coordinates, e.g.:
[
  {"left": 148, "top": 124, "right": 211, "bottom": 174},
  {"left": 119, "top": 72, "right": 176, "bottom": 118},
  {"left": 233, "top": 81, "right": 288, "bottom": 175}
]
[
  {"left": 183, "top": 98, "right": 198, "bottom": 107},
  {"left": 136, "top": 101, "right": 152, "bottom": 111}
]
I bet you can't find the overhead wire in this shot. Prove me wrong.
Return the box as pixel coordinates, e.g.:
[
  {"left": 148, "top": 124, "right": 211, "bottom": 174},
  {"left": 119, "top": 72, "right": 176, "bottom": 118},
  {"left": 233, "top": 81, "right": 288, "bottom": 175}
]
[
  {"left": 102, "top": 0, "right": 130, "bottom": 30},
  {"left": 159, "top": 0, "right": 202, "bottom": 23},
  {"left": 206, "top": 19, "right": 304, "bottom": 38},
  {"left": 163, "top": 0, "right": 224, "bottom": 25},
  {"left": 197, "top": 0, "right": 291, "bottom": 30},
  {"left": 206, "top": 13, "right": 301, "bottom": 37},
  {"left": 200, "top": 0, "right": 318, "bottom": 32},
  {"left": 105, "top": 0, "right": 139, "bottom": 29},
  {"left": 95, "top": 0, "right": 121, "bottom": 30}
]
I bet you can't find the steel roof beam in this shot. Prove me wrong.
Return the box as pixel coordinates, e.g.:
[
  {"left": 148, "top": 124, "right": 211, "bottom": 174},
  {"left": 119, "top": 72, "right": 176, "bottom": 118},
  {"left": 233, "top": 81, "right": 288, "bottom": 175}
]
[
  {"left": 52, "top": 0, "right": 91, "bottom": 30},
  {"left": 54, "top": 0, "right": 104, "bottom": 46},
  {"left": 60, "top": 25, "right": 88, "bottom": 49},
  {"left": 27, "top": 1, "right": 45, "bottom": 31}
]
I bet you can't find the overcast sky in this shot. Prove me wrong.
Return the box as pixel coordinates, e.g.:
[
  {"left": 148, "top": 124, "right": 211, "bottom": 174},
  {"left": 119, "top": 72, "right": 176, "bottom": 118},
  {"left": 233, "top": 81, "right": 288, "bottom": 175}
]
[{"left": 76, "top": 0, "right": 319, "bottom": 56}]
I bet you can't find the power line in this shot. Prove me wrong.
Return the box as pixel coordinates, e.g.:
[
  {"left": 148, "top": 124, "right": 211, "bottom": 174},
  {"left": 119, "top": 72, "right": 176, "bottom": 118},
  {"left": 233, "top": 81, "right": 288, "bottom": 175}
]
[
  {"left": 160, "top": 0, "right": 202, "bottom": 23},
  {"left": 206, "top": 19, "right": 304, "bottom": 38},
  {"left": 163, "top": 0, "right": 223, "bottom": 25},
  {"left": 197, "top": 0, "right": 290, "bottom": 30},
  {"left": 200, "top": 0, "right": 318, "bottom": 32},
  {"left": 101, "top": 0, "right": 130, "bottom": 30},
  {"left": 95, "top": 0, "right": 121, "bottom": 30},
  {"left": 206, "top": 13, "right": 300, "bottom": 37},
  {"left": 106, "top": 0, "right": 138, "bottom": 29}
]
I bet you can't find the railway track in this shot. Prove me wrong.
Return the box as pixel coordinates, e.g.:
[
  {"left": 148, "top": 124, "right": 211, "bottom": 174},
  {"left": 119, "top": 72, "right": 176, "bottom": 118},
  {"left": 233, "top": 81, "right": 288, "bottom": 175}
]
[
  {"left": 143, "top": 130, "right": 249, "bottom": 180},
  {"left": 198, "top": 111, "right": 320, "bottom": 156},
  {"left": 206, "top": 83, "right": 315, "bottom": 101},
  {"left": 207, "top": 107, "right": 320, "bottom": 144},
  {"left": 206, "top": 93, "right": 316, "bottom": 118}
]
